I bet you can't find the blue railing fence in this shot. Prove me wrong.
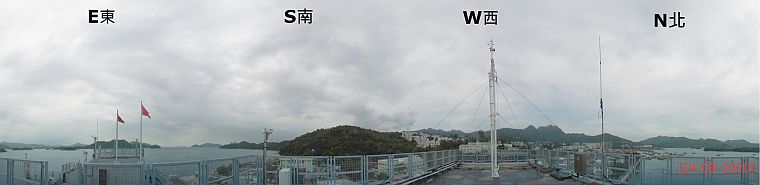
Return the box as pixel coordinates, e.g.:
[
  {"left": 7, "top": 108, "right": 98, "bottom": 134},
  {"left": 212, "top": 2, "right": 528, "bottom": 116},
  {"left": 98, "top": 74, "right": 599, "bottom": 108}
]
[
  {"left": 277, "top": 150, "right": 457, "bottom": 185},
  {"left": 458, "top": 149, "right": 529, "bottom": 163},
  {"left": 3, "top": 148, "right": 757, "bottom": 185},
  {"left": 53, "top": 150, "right": 456, "bottom": 185},
  {"left": 654, "top": 156, "right": 759, "bottom": 185},
  {"left": 0, "top": 157, "right": 48, "bottom": 185},
  {"left": 529, "top": 150, "right": 644, "bottom": 184}
]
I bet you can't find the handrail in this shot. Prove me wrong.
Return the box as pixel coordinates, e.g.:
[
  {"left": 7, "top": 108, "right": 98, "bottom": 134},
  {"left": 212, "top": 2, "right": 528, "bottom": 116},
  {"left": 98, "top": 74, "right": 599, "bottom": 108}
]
[{"left": 0, "top": 157, "right": 48, "bottom": 163}]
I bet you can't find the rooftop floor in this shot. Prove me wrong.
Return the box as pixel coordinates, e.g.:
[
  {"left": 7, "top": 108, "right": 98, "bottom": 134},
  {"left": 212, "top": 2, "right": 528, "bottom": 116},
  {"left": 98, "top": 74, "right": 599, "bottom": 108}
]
[{"left": 425, "top": 168, "right": 586, "bottom": 185}]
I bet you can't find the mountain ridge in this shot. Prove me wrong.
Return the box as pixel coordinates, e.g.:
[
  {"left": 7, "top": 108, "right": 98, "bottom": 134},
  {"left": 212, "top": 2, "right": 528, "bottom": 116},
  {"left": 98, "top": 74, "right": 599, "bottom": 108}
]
[
  {"left": 191, "top": 143, "right": 222, "bottom": 148},
  {"left": 415, "top": 125, "right": 758, "bottom": 149}
]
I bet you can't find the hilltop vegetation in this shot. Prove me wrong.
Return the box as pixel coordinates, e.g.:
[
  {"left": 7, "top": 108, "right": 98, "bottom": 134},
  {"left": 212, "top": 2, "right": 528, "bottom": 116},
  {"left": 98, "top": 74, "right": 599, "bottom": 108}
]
[
  {"left": 220, "top": 141, "right": 288, "bottom": 150},
  {"left": 419, "top": 125, "right": 758, "bottom": 150},
  {"left": 221, "top": 125, "right": 464, "bottom": 155},
  {"left": 0, "top": 142, "right": 50, "bottom": 149},
  {"left": 418, "top": 125, "right": 632, "bottom": 147},
  {"left": 639, "top": 136, "right": 759, "bottom": 149},
  {"left": 279, "top": 125, "right": 418, "bottom": 156}
]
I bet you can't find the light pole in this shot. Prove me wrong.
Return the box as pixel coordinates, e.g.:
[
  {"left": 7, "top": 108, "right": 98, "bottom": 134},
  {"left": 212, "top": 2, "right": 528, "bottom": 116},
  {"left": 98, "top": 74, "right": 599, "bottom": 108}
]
[{"left": 262, "top": 128, "right": 273, "bottom": 184}]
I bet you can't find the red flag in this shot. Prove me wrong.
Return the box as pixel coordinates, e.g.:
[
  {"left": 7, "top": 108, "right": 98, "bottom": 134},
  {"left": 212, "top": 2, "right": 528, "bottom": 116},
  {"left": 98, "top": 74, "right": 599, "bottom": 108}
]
[
  {"left": 116, "top": 111, "right": 125, "bottom": 124},
  {"left": 141, "top": 103, "right": 151, "bottom": 119}
]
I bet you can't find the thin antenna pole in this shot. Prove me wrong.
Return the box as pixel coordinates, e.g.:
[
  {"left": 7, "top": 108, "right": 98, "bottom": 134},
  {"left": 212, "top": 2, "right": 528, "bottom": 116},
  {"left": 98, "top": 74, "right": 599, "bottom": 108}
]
[
  {"left": 139, "top": 101, "right": 143, "bottom": 162},
  {"left": 115, "top": 108, "right": 119, "bottom": 162},
  {"left": 96, "top": 114, "right": 99, "bottom": 142},
  {"left": 598, "top": 36, "right": 606, "bottom": 180},
  {"left": 487, "top": 39, "right": 500, "bottom": 178},
  {"left": 262, "top": 128, "right": 273, "bottom": 184},
  {"left": 96, "top": 114, "right": 99, "bottom": 159}
]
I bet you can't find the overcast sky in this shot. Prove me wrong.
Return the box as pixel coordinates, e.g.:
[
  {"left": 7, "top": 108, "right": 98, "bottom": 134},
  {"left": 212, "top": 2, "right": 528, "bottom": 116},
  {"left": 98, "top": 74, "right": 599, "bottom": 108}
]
[{"left": 0, "top": 0, "right": 757, "bottom": 146}]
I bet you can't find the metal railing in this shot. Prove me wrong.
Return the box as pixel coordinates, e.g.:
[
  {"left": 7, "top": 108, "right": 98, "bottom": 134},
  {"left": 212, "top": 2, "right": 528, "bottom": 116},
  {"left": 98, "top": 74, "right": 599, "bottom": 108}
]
[
  {"left": 0, "top": 157, "right": 48, "bottom": 185},
  {"left": 530, "top": 149, "right": 644, "bottom": 184},
  {"left": 6, "top": 148, "right": 756, "bottom": 185},
  {"left": 458, "top": 149, "right": 530, "bottom": 163},
  {"left": 278, "top": 150, "right": 458, "bottom": 185},
  {"left": 527, "top": 149, "right": 760, "bottom": 185},
  {"left": 147, "top": 155, "right": 264, "bottom": 185},
  {"left": 651, "top": 156, "right": 760, "bottom": 185},
  {"left": 530, "top": 150, "right": 575, "bottom": 172},
  {"left": 55, "top": 150, "right": 458, "bottom": 185},
  {"left": 94, "top": 148, "right": 140, "bottom": 159}
]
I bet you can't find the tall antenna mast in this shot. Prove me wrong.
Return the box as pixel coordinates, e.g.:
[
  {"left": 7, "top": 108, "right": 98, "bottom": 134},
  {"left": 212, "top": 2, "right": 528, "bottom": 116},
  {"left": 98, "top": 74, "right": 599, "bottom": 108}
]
[
  {"left": 487, "top": 39, "right": 500, "bottom": 178},
  {"left": 95, "top": 114, "right": 99, "bottom": 159},
  {"left": 598, "top": 36, "right": 607, "bottom": 180}
]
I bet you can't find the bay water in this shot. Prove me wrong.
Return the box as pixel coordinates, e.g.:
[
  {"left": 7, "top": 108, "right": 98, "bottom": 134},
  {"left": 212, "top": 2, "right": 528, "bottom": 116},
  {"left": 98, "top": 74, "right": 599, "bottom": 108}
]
[{"left": 0, "top": 147, "right": 278, "bottom": 173}]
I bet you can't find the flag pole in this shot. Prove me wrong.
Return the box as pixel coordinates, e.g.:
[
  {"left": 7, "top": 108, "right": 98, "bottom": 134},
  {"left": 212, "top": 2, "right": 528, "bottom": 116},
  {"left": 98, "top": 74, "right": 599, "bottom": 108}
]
[
  {"left": 96, "top": 113, "right": 99, "bottom": 159},
  {"left": 115, "top": 108, "right": 119, "bottom": 163},
  {"left": 139, "top": 101, "right": 143, "bottom": 162}
]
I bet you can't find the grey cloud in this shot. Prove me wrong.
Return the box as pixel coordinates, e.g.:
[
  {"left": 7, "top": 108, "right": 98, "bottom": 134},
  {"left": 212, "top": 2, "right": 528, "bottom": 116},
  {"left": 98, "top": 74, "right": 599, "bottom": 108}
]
[{"left": 0, "top": 0, "right": 756, "bottom": 146}]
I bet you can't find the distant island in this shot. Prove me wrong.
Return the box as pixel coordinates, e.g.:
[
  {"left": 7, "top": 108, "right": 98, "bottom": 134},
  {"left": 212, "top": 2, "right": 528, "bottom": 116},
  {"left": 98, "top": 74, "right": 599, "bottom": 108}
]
[
  {"left": 220, "top": 141, "right": 287, "bottom": 150},
  {"left": 0, "top": 142, "right": 51, "bottom": 149},
  {"left": 704, "top": 147, "right": 760, "bottom": 153},
  {"left": 53, "top": 140, "right": 161, "bottom": 150},
  {"left": 191, "top": 143, "right": 222, "bottom": 148},
  {"left": 638, "top": 136, "right": 759, "bottom": 151},
  {"left": 1, "top": 125, "right": 756, "bottom": 154}
]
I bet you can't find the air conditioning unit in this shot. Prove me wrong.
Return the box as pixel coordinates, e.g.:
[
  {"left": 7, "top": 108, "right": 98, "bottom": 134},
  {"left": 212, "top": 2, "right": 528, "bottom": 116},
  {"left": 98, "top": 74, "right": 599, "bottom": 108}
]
[{"left": 279, "top": 168, "right": 292, "bottom": 185}]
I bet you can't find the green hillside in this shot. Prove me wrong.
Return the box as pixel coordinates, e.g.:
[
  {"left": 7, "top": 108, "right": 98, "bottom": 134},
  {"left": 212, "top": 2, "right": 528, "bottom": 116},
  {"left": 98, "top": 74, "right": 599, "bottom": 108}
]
[{"left": 279, "top": 125, "right": 418, "bottom": 156}]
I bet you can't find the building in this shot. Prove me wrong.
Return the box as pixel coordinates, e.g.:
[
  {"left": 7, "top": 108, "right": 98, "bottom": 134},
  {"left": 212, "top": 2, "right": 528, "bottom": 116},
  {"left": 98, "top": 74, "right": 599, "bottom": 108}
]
[
  {"left": 458, "top": 141, "right": 492, "bottom": 153},
  {"left": 401, "top": 131, "right": 452, "bottom": 148}
]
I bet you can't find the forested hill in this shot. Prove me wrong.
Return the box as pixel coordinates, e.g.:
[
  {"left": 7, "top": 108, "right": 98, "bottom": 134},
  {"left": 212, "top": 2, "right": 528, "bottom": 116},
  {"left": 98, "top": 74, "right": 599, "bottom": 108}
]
[
  {"left": 278, "top": 125, "right": 418, "bottom": 156},
  {"left": 418, "top": 125, "right": 632, "bottom": 146},
  {"left": 220, "top": 141, "right": 287, "bottom": 150}
]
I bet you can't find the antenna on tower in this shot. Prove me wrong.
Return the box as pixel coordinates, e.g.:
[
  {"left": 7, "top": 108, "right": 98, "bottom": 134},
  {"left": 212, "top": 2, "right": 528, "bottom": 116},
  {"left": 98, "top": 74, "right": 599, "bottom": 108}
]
[
  {"left": 487, "top": 38, "right": 500, "bottom": 179},
  {"left": 488, "top": 39, "right": 496, "bottom": 52},
  {"left": 488, "top": 38, "right": 497, "bottom": 83},
  {"left": 598, "top": 35, "right": 608, "bottom": 181}
]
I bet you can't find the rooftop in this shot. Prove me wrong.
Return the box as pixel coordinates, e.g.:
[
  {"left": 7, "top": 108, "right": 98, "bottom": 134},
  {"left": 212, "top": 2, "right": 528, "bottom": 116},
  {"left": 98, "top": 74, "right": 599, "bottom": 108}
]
[{"left": 430, "top": 168, "right": 585, "bottom": 185}]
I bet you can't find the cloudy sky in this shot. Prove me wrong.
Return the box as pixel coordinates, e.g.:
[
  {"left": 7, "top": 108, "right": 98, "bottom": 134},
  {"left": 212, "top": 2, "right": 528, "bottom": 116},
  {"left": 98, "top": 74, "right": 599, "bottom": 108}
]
[{"left": 0, "top": 0, "right": 757, "bottom": 146}]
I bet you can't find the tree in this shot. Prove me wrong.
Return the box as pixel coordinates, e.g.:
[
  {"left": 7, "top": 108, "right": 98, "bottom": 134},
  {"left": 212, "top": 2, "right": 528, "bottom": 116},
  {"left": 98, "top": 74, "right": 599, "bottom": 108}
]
[
  {"left": 478, "top": 130, "right": 487, "bottom": 142},
  {"left": 435, "top": 140, "right": 468, "bottom": 150},
  {"left": 216, "top": 165, "right": 232, "bottom": 176},
  {"left": 279, "top": 125, "right": 418, "bottom": 156}
]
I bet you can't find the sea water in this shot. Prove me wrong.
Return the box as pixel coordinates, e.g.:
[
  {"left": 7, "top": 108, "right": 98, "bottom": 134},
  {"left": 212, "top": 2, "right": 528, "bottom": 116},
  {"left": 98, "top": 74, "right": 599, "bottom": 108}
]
[
  {"left": 0, "top": 147, "right": 278, "bottom": 173},
  {"left": 639, "top": 148, "right": 758, "bottom": 185}
]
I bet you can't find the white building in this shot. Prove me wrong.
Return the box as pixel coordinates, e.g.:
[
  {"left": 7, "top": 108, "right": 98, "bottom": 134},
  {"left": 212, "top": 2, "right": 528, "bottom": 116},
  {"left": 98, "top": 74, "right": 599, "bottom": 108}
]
[
  {"left": 510, "top": 141, "right": 527, "bottom": 148},
  {"left": 458, "top": 142, "right": 491, "bottom": 153},
  {"left": 401, "top": 131, "right": 452, "bottom": 148},
  {"left": 560, "top": 144, "right": 590, "bottom": 152}
]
